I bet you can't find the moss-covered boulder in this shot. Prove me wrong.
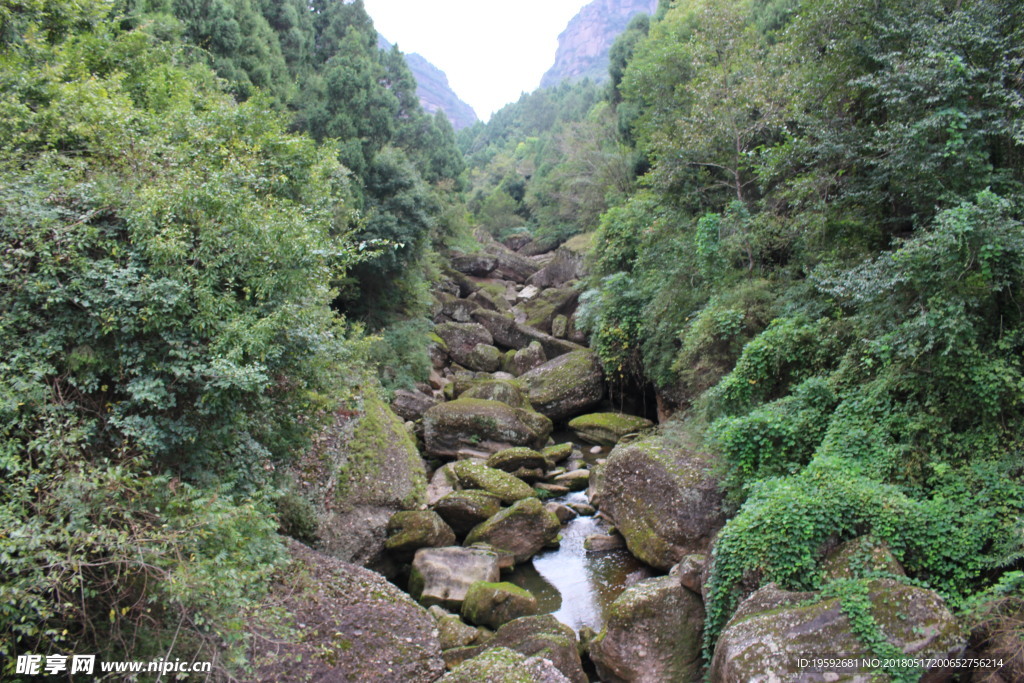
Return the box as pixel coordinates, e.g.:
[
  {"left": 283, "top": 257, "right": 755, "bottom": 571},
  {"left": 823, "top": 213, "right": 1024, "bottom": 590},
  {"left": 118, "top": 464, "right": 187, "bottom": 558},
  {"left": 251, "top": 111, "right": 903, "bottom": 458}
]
[
  {"left": 551, "top": 470, "right": 589, "bottom": 491},
  {"left": 551, "top": 314, "right": 568, "bottom": 339},
  {"left": 441, "top": 647, "right": 571, "bottom": 682},
  {"left": 509, "top": 341, "right": 548, "bottom": 377},
  {"left": 590, "top": 576, "right": 705, "bottom": 683},
  {"left": 458, "top": 378, "right": 532, "bottom": 409},
  {"left": 423, "top": 398, "right": 553, "bottom": 459},
  {"left": 434, "top": 490, "right": 504, "bottom": 536},
  {"left": 385, "top": 510, "right": 457, "bottom": 559},
  {"left": 567, "top": 412, "right": 654, "bottom": 446},
  {"left": 710, "top": 580, "right": 966, "bottom": 682},
  {"left": 252, "top": 540, "right": 444, "bottom": 683},
  {"left": 465, "top": 497, "right": 561, "bottom": 563},
  {"left": 487, "top": 447, "right": 550, "bottom": 474},
  {"left": 435, "top": 322, "right": 495, "bottom": 368},
  {"left": 451, "top": 460, "right": 539, "bottom": 504},
  {"left": 295, "top": 388, "right": 427, "bottom": 568},
  {"left": 409, "top": 547, "right": 502, "bottom": 610},
  {"left": 429, "top": 606, "right": 490, "bottom": 651},
  {"left": 820, "top": 535, "right": 906, "bottom": 581},
  {"left": 516, "top": 287, "right": 579, "bottom": 334},
  {"left": 445, "top": 615, "right": 586, "bottom": 683},
  {"left": 437, "top": 291, "right": 482, "bottom": 323},
  {"left": 519, "top": 350, "right": 605, "bottom": 422},
  {"left": 541, "top": 443, "right": 573, "bottom": 465},
  {"left": 461, "top": 581, "right": 539, "bottom": 629},
  {"left": 464, "top": 343, "right": 502, "bottom": 373},
  {"left": 590, "top": 433, "right": 725, "bottom": 570},
  {"left": 468, "top": 287, "right": 514, "bottom": 315}
]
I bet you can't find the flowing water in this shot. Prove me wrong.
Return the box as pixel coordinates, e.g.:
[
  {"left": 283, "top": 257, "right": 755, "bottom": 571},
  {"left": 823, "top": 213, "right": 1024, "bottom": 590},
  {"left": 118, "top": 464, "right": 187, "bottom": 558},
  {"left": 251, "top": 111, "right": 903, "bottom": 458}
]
[{"left": 506, "top": 490, "right": 649, "bottom": 633}]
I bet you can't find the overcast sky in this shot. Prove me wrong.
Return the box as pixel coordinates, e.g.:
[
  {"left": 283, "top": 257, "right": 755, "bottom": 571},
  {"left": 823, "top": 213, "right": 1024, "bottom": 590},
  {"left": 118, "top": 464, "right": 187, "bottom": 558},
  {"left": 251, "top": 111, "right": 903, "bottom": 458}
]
[{"left": 362, "top": 0, "right": 590, "bottom": 121}]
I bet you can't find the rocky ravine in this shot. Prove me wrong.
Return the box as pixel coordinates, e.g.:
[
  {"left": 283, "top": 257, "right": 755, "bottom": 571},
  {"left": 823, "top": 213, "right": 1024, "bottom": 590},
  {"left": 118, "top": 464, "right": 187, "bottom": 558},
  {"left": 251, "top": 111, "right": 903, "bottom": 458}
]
[{"left": 259, "top": 232, "right": 968, "bottom": 681}]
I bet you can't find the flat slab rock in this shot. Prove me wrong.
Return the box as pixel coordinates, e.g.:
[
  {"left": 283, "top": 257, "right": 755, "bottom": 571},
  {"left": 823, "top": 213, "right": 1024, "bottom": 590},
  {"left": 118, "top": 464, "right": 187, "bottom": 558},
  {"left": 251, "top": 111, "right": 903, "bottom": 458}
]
[
  {"left": 410, "top": 546, "right": 502, "bottom": 610},
  {"left": 252, "top": 540, "right": 444, "bottom": 682}
]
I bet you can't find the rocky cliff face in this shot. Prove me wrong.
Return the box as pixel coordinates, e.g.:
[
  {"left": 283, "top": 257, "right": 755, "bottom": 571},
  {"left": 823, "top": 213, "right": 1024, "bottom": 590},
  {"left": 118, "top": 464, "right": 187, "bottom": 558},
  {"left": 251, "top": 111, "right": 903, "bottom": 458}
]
[
  {"left": 379, "top": 36, "right": 479, "bottom": 131},
  {"left": 540, "top": 0, "right": 658, "bottom": 89}
]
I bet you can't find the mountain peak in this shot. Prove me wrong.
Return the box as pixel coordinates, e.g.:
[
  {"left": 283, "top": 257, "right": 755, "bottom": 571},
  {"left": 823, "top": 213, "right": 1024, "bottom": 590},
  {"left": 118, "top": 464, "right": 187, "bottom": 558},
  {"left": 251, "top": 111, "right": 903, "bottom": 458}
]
[
  {"left": 540, "top": 0, "right": 658, "bottom": 89},
  {"left": 378, "top": 36, "right": 478, "bottom": 130}
]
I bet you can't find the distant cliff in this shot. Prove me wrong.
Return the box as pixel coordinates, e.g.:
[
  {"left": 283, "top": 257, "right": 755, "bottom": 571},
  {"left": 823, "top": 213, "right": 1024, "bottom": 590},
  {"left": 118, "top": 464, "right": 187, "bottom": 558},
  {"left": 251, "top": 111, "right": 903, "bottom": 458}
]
[
  {"left": 379, "top": 36, "right": 478, "bottom": 131},
  {"left": 540, "top": 0, "right": 658, "bottom": 89}
]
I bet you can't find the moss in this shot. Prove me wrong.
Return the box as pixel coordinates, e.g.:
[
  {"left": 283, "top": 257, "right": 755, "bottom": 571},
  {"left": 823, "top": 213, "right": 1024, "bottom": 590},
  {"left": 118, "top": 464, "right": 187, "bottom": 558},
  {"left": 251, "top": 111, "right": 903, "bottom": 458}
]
[
  {"left": 334, "top": 388, "right": 426, "bottom": 509},
  {"left": 451, "top": 460, "right": 537, "bottom": 503},
  {"left": 461, "top": 581, "right": 538, "bottom": 629},
  {"left": 443, "top": 647, "right": 534, "bottom": 683},
  {"left": 541, "top": 443, "right": 573, "bottom": 464},
  {"left": 459, "top": 379, "right": 531, "bottom": 409},
  {"left": 486, "top": 447, "right": 547, "bottom": 473},
  {"left": 568, "top": 412, "right": 654, "bottom": 446},
  {"left": 562, "top": 232, "right": 594, "bottom": 254}
]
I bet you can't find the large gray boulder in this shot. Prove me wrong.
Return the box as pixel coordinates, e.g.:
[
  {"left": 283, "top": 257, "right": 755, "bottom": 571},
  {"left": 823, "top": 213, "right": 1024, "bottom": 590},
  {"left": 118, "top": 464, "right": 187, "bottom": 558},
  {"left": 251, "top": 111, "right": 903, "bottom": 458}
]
[
  {"left": 434, "top": 322, "right": 495, "bottom": 368},
  {"left": 590, "top": 576, "right": 705, "bottom": 683},
  {"left": 391, "top": 388, "right": 440, "bottom": 422},
  {"left": 472, "top": 309, "right": 583, "bottom": 358},
  {"left": 451, "top": 252, "right": 498, "bottom": 276},
  {"left": 519, "top": 350, "right": 605, "bottom": 422},
  {"left": 409, "top": 547, "right": 502, "bottom": 610},
  {"left": 465, "top": 497, "right": 561, "bottom": 564},
  {"left": 252, "top": 540, "right": 444, "bottom": 682},
  {"left": 710, "top": 580, "right": 966, "bottom": 682},
  {"left": 423, "top": 398, "right": 552, "bottom": 459},
  {"left": 293, "top": 389, "right": 428, "bottom": 568},
  {"left": 456, "top": 378, "right": 533, "bottom": 409},
  {"left": 589, "top": 434, "right": 725, "bottom": 570},
  {"left": 527, "top": 242, "right": 587, "bottom": 289},
  {"left": 509, "top": 341, "right": 548, "bottom": 377},
  {"left": 515, "top": 287, "right": 580, "bottom": 334}
]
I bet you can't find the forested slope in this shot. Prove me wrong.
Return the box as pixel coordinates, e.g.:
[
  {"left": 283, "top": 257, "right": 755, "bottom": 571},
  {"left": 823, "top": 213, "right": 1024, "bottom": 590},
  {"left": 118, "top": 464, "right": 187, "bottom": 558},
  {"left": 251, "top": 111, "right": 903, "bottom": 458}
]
[{"left": 463, "top": 0, "right": 1024, "bottom": 673}]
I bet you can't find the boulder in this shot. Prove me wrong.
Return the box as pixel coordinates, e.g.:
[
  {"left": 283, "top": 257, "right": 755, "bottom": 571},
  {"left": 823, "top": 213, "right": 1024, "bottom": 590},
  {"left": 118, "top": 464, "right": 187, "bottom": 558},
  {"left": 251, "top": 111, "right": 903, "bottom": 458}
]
[
  {"left": 456, "top": 378, "right": 532, "bottom": 409},
  {"left": 465, "top": 497, "right": 561, "bottom": 564},
  {"left": 509, "top": 341, "right": 548, "bottom": 377},
  {"left": 551, "top": 315, "right": 568, "bottom": 339},
  {"left": 451, "top": 253, "right": 498, "bottom": 277},
  {"left": 472, "top": 309, "right": 583, "bottom": 358},
  {"left": 584, "top": 533, "right": 626, "bottom": 552},
  {"left": 515, "top": 287, "right": 579, "bottom": 334},
  {"left": 444, "top": 268, "right": 481, "bottom": 298},
  {"left": 431, "top": 608, "right": 487, "bottom": 650},
  {"left": 519, "top": 350, "right": 605, "bottom": 422},
  {"left": 590, "top": 433, "right": 725, "bottom": 570},
  {"left": 445, "top": 615, "right": 586, "bottom": 683},
  {"left": 409, "top": 547, "right": 502, "bottom": 610},
  {"left": 526, "top": 241, "right": 588, "bottom": 289},
  {"left": 391, "top": 388, "right": 440, "bottom": 422},
  {"left": 385, "top": 511, "right": 457, "bottom": 559},
  {"left": 820, "top": 535, "right": 906, "bottom": 581},
  {"left": 483, "top": 239, "right": 541, "bottom": 284},
  {"left": 427, "top": 465, "right": 458, "bottom": 506},
  {"left": 541, "top": 443, "right": 574, "bottom": 465},
  {"left": 464, "top": 343, "right": 502, "bottom": 373},
  {"left": 545, "top": 502, "right": 577, "bottom": 524},
  {"left": 434, "top": 322, "right": 495, "bottom": 368},
  {"left": 423, "top": 398, "right": 553, "bottom": 459},
  {"left": 590, "top": 576, "right": 705, "bottom": 683},
  {"left": 450, "top": 460, "right": 538, "bottom": 504},
  {"left": 298, "top": 389, "right": 427, "bottom": 568},
  {"left": 461, "top": 581, "right": 539, "bottom": 629},
  {"left": 551, "top": 470, "right": 589, "bottom": 491},
  {"left": 434, "top": 490, "right": 503, "bottom": 536},
  {"left": 487, "top": 447, "right": 550, "bottom": 473},
  {"left": 251, "top": 540, "right": 444, "bottom": 683},
  {"left": 710, "top": 580, "right": 966, "bottom": 682},
  {"left": 437, "top": 292, "right": 481, "bottom": 323},
  {"left": 468, "top": 288, "right": 513, "bottom": 315},
  {"left": 670, "top": 554, "right": 708, "bottom": 595},
  {"left": 441, "top": 647, "right": 571, "bottom": 683},
  {"left": 567, "top": 412, "right": 654, "bottom": 446}
]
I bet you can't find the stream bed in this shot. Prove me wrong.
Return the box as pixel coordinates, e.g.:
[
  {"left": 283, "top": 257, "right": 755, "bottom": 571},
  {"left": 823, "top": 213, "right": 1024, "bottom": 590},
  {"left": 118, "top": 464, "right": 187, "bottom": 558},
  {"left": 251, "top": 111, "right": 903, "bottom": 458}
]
[{"left": 506, "top": 489, "right": 648, "bottom": 633}]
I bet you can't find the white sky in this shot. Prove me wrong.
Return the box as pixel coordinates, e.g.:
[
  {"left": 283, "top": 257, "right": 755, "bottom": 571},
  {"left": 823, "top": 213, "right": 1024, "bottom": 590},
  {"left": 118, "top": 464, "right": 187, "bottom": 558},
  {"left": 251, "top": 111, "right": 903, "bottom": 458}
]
[{"left": 362, "top": 0, "right": 590, "bottom": 121}]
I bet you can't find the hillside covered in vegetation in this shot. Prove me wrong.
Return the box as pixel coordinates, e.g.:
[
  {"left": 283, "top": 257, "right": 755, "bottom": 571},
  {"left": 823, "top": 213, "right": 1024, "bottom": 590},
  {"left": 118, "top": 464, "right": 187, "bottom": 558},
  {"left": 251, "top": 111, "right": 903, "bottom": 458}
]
[{"left": 2, "top": 0, "right": 1023, "bottom": 680}]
